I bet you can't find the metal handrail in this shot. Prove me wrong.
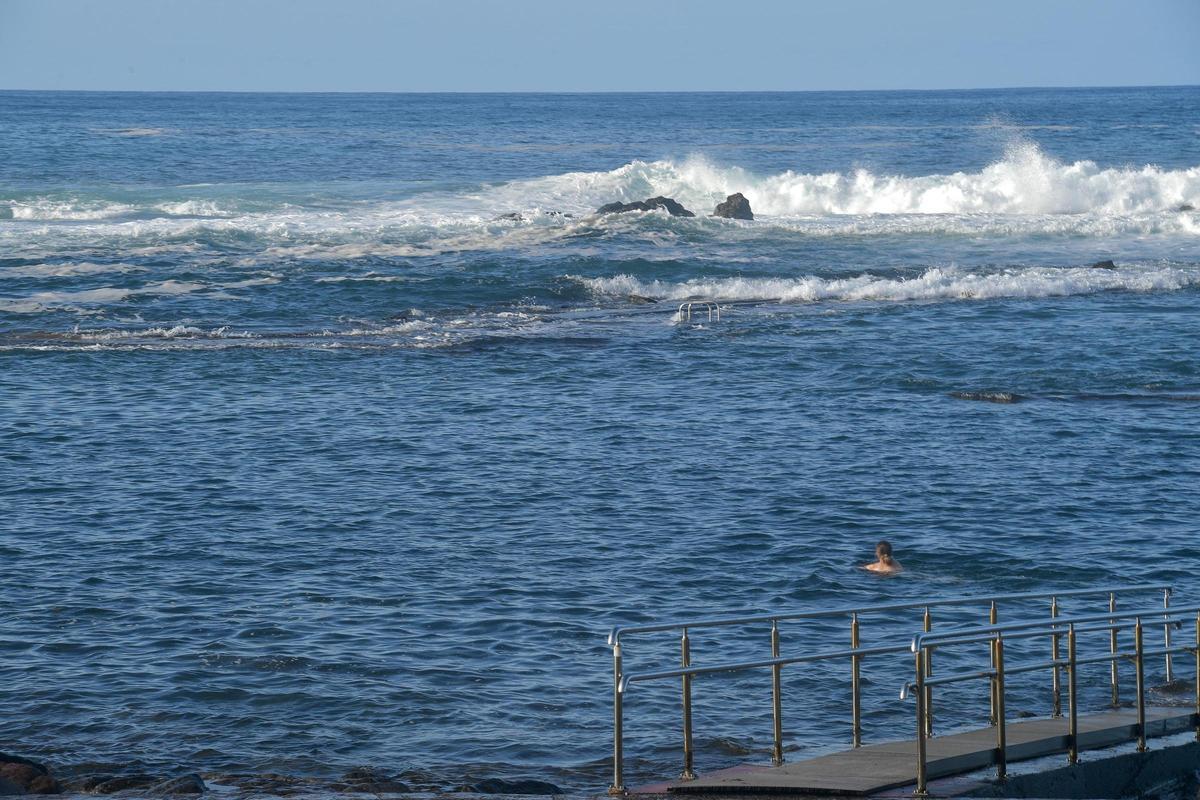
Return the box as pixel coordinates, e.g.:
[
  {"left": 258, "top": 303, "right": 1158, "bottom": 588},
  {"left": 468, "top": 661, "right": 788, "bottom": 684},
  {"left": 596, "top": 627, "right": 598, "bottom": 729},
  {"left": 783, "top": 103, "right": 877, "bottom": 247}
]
[
  {"left": 606, "top": 584, "right": 1173, "bottom": 794},
  {"left": 912, "top": 605, "right": 1198, "bottom": 650},
  {"left": 608, "top": 584, "right": 1172, "bottom": 645},
  {"left": 904, "top": 607, "right": 1200, "bottom": 796},
  {"left": 676, "top": 301, "right": 720, "bottom": 323}
]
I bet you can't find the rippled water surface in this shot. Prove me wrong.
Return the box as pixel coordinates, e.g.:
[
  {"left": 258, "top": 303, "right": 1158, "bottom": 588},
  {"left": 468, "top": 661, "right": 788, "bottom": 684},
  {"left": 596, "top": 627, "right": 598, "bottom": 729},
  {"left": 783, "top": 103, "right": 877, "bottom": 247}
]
[{"left": 2, "top": 88, "right": 1200, "bottom": 794}]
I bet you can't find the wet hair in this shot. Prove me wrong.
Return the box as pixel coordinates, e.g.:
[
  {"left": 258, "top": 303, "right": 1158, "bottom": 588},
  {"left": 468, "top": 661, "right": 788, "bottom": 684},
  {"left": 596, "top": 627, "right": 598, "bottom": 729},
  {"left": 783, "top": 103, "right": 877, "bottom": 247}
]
[{"left": 875, "top": 540, "right": 894, "bottom": 559}]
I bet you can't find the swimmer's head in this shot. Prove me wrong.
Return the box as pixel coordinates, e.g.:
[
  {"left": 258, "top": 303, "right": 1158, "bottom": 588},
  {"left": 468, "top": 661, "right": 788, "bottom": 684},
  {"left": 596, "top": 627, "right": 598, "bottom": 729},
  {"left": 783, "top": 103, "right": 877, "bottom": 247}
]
[{"left": 875, "top": 540, "right": 894, "bottom": 561}]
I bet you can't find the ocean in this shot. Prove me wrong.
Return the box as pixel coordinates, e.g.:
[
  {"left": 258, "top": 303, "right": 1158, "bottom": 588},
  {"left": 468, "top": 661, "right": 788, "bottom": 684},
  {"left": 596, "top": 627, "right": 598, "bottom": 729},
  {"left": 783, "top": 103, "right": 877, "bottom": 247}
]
[{"left": 2, "top": 87, "right": 1199, "bottom": 794}]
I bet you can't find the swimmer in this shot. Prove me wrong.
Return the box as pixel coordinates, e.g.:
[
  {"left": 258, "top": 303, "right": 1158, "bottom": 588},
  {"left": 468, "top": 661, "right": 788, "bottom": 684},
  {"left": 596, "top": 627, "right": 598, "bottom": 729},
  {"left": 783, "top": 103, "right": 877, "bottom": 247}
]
[{"left": 864, "top": 540, "right": 902, "bottom": 573}]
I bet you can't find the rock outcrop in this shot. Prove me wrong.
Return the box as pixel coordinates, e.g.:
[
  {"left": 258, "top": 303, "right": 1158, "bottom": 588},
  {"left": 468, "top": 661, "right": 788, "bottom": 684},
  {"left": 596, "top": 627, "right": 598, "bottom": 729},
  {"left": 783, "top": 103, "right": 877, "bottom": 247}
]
[
  {"left": 0, "top": 754, "right": 61, "bottom": 795},
  {"left": 149, "top": 775, "right": 207, "bottom": 796},
  {"left": 336, "top": 767, "right": 410, "bottom": 794},
  {"left": 1091, "top": 259, "right": 1116, "bottom": 269},
  {"left": 712, "top": 192, "right": 753, "bottom": 220},
  {"left": 596, "top": 197, "right": 694, "bottom": 217},
  {"left": 468, "top": 777, "right": 565, "bottom": 795}
]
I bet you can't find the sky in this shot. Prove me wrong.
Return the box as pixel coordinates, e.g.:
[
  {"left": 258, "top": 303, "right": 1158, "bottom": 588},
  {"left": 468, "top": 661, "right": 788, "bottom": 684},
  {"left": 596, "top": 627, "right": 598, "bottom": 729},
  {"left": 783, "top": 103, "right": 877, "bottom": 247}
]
[{"left": 1, "top": 0, "right": 1198, "bottom": 92}]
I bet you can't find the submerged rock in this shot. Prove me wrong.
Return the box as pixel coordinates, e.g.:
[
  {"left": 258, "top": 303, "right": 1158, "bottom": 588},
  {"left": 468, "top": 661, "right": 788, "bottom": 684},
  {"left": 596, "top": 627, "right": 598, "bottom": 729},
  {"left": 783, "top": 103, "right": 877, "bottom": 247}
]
[
  {"left": 92, "top": 774, "right": 158, "bottom": 794},
  {"left": 469, "top": 778, "right": 565, "bottom": 795},
  {"left": 149, "top": 775, "right": 206, "bottom": 796},
  {"left": 0, "top": 755, "right": 60, "bottom": 795},
  {"left": 339, "top": 767, "right": 409, "bottom": 794},
  {"left": 596, "top": 196, "right": 694, "bottom": 217},
  {"left": 712, "top": 192, "right": 754, "bottom": 220},
  {"left": 26, "top": 777, "right": 60, "bottom": 796},
  {"left": 1179, "top": 203, "right": 1195, "bottom": 212},
  {"left": 1091, "top": 259, "right": 1117, "bottom": 269},
  {"left": 627, "top": 294, "right": 658, "bottom": 304},
  {"left": 949, "top": 391, "right": 1023, "bottom": 404}
]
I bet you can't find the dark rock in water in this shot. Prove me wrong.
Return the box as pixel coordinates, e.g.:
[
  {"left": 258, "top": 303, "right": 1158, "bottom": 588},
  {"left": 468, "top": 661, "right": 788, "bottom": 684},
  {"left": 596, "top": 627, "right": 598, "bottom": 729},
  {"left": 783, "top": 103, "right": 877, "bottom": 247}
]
[
  {"left": 0, "top": 764, "right": 42, "bottom": 787},
  {"left": 1091, "top": 259, "right": 1117, "bottom": 269},
  {"left": 470, "top": 777, "right": 565, "bottom": 795},
  {"left": 712, "top": 192, "right": 754, "bottom": 220},
  {"left": 26, "top": 776, "right": 61, "bottom": 795},
  {"left": 340, "top": 767, "right": 409, "bottom": 794},
  {"left": 92, "top": 775, "right": 158, "bottom": 794},
  {"left": 212, "top": 773, "right": 315, "bottom": 796},
  {"left": 949, "top": 391, "right": 1023, "bottom": 404},
  {"left": 0, "top": 756, "right": 47, "bottom": 777},
  {"left": 596, "top": 196, "right": 695, "bottom": 217},
  {"left": 495, "top": 212, "right": 526, "bottom": 222},
  {"left": 1179, "top": 203, "right": 1195, "bottom": 212},
  {"left": 0, "top": 759, "right": 59, "bottom": 795},
  {"left": 627, "top": 294, "right": 658, "bottom": 304},
  {"left": 62, "top": 775, "right": 114, "bottom": 793},
  {"left": 150, "top": 775, "right": 206, "bottom": 795}
]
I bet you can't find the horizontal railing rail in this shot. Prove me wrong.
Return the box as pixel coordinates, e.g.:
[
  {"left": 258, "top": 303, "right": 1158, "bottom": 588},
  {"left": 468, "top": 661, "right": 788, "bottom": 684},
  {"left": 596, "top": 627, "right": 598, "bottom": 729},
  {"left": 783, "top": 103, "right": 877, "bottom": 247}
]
[
  {"left": 608, "top": 584, "right": 1172, "bottom": 645},
  {"left": 904, "top": 605, "right": 1200, "bottom": 796},
  {"left": 607, "top": 584, "right": 1174, "bottom": 794}
]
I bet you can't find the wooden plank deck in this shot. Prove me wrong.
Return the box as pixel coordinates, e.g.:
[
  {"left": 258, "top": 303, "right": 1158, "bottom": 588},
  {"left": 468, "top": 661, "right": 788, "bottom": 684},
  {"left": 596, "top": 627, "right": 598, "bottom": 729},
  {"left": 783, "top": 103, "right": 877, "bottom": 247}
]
[{"left": 660, "top": 707, "right": 1196, "bottom": 796}]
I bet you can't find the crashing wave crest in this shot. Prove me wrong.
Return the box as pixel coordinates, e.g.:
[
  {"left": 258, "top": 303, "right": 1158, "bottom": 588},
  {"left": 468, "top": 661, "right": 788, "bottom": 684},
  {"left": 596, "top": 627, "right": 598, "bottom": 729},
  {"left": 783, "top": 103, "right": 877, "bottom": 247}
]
[{"left": 573, "top": 263, "right": 1200, "bottom": 305}]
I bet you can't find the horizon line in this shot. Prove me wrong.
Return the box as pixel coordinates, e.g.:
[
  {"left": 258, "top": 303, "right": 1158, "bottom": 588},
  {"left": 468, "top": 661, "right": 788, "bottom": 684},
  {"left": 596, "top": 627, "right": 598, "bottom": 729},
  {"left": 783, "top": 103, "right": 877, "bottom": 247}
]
[{"left": 1, "top": 82, "right": 1198, "bottom": 95}]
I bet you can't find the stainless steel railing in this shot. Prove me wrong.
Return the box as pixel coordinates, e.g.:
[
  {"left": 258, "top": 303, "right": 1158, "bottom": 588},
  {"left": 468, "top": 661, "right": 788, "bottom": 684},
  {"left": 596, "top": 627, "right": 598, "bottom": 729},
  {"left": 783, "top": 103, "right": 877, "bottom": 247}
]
[
  {"left": 904, "top": 605, "right": 1200, "bottom": 796},
  {"left": 676, "top": 302, "right": 721, "bottom": 323},
  {"left": 607, "top": 584, "right": 1172, "bottom": 794}
]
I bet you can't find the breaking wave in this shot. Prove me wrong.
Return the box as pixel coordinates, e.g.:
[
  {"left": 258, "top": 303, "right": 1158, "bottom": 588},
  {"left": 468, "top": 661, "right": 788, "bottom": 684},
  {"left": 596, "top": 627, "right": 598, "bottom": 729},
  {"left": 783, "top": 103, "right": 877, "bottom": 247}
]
[
  {"left": 611, "top": 143, "right": 1200, "bottom": 216},
  {"left": 3, "top": 143, "right": 1197, "bottom": 236},
  {"left": 574, "top": 263, "right": 1200, "bottom": 306}
]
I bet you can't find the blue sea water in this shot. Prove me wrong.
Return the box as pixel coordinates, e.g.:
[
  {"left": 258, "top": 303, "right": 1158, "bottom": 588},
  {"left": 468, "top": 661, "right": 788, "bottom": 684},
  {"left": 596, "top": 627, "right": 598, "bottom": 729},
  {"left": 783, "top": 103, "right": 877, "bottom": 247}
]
[{"left": 2, "top": 87, "right": 1200, "bottom": 793}]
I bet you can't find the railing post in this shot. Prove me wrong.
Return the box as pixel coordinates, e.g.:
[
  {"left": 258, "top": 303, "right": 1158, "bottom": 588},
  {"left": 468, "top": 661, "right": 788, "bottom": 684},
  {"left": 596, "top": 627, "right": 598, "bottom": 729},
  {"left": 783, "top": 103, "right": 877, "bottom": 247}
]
[
  {"left": 851, "top": 613, "right": 862, "bottom": 748},
  {"left": 1109, "top": 593, "right": 1119, "bottom": 706},
  {"left": 1194, "top": 612, "right": 1199, "bottom": 742},
  {"left": 1135, "top": 617, "right": 1147, "bottom": 752},
  {"left": 771, "top": 620, "right": 784, "bottom": 766},
  {"left": 1067, "top": 624, "right": 1079, "bottom": 765},
  {"left": 611, "top": 642, "right": 625, "bottom": 795},
  {"left": 915, "top": 648, "right": 928, "bottom": 797},
  {"left": 923, "top": 607, "right": 933, "bottom": 737},
  {"left": 1051, "top": 596, "right": 1062, "bottom": 717},
  {"left": 680, "top": 629, "right": 695, "bottom": 780},
  {"left": 994, "top": 635, "right": 1007, "bottom": 782},
  {"left": 988, "top": 601, "right": 998, "bottom": 726},
  {"left": 1164, "top": 588, "right": 1174, "bottom": 683}
]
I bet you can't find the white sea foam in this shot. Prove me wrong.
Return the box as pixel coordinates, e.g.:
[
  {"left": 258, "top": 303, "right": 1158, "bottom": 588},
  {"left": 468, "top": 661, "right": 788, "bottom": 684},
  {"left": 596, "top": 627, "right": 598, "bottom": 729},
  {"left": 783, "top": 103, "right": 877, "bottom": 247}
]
[
  {"left": 0, "top": 277, "right": 279, "bottom": 313},
  {"left": 0, "top": 262, "right": 148, "bottom": 279},
  {"left": 632, "top": 145, "right": 1200, "bottom": 216},
  {"left": 5, "top": 199, "right": 140, "bottom": 221},
  {"left": 432, "top": 143, "right": 1200, "bottom": 219},
  {"left": 573, "top": 263, "right": 1200, "bottom": 306},
  {"left": 3, "top": 144, "right": 1197, "bottom": 253},
  {"left": 94, "top": 127, "right": 171, "bottom": 137},
  {"left": 79, "top": 325, "right": 256, "bottom": 340}
]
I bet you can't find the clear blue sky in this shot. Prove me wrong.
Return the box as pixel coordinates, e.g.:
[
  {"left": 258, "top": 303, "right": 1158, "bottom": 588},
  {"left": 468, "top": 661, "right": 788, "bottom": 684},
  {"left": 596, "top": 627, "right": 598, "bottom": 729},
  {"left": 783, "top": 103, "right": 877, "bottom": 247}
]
[{"left": 2, "top": 0, "right": 1198, "bottom": 92}]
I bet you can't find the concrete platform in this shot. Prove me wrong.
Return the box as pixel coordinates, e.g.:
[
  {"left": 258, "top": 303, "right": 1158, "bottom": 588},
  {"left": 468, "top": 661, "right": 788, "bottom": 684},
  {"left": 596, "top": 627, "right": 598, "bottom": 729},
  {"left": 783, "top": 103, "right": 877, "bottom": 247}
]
[{"left": 660, "top": 707, "right": 1197, "bottom": 796}]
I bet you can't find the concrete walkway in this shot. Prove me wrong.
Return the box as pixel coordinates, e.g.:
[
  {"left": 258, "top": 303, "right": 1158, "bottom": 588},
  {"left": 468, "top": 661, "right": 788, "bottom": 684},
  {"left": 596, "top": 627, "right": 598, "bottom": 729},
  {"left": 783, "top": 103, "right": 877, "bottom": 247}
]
[{"left": 661, "top": 707, "right": 1196, "bottom": 796}]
